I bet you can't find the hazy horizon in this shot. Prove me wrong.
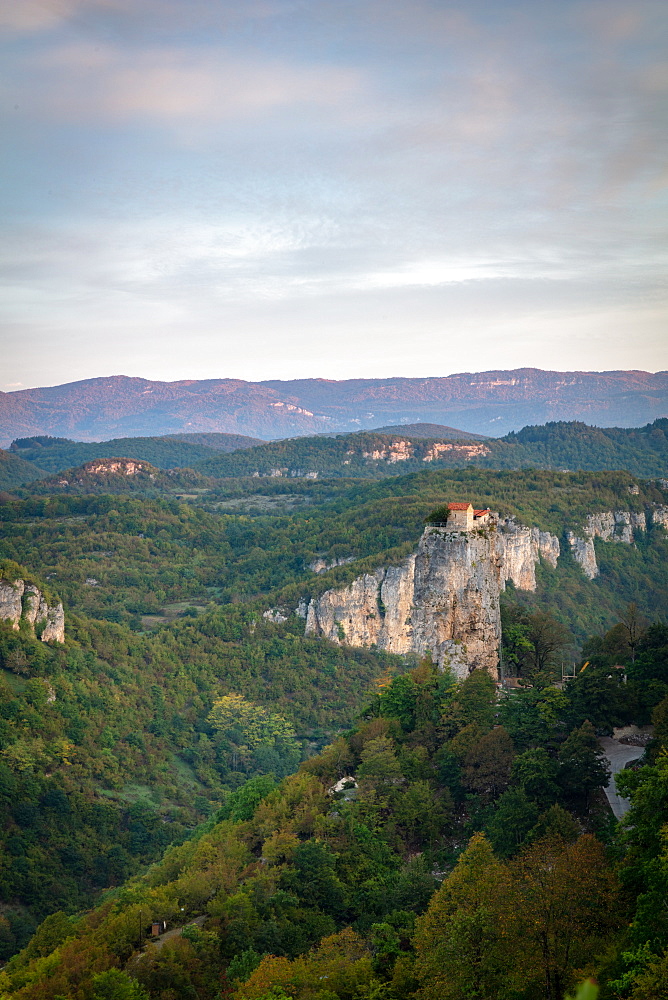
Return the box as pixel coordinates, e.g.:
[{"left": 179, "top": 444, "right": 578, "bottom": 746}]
[{"left": 3, "top": 365, "right": 668, "bottom": 396}]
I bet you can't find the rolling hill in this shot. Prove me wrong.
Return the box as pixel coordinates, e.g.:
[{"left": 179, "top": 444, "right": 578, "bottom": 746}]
[
  {"left": 8, "top": 432, "right": 264, "bottom": 473},
  {"left": 192, "top": 419, "right": 668, "bottom": 480},
  {"left": 193, "top": 430, "right": 491, "bottom": 479},
  {"left": 0, "top": 449, "right": 48, "bottom": 490},
  {"left": 370, "top": 422, "right": 487, "bottom": 439}
]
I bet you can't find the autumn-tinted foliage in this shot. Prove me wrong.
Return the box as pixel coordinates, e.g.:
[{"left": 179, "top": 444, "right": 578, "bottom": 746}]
[{"left": 0, "top": 659, "right": 626, "bottom": 999}]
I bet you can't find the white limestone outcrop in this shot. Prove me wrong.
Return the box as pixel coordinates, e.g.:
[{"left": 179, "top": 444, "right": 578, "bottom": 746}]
[
  {"left": 651, "top": 505, "right": 668, "bottom": 529},
  {"left": 567, "top": 510, "right": 647, "bottom": 579},
  {"left": 304, "top": 516, "right": 565, "bottom": 678},
  {"left": 362, "top": 440, "right": 413, "bottom": 462},
  {"left": 423, "top": 442, "right": 490, "bottom": 462},
  {"left": 309, "top": 556, "right": 355, "bottom": 574},
  {"left": 0, "top": 578, "right": 65, "bottom": 643},
  {"left": 263, "top": 608, "right": 288, "bottom": 624},
  {"left": 306, "top": 522, "right": 511, "bottom": 679},
  {"left": 566, "top": 532, "right": 598, "bottom": 579},
  {"left": 495, "top": 519, "right": 560, "bottom": 592},
  {"left": 304, "top": 502, "right": 666, "bottom": 671}
]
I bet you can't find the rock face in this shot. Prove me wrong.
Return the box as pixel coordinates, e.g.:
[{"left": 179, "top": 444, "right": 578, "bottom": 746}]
[
  {"left": 307, "top": 521, "right": 523, "bottom": 678},
  {"left": 304, "top": 518, "right": 564, "bottom": 678},
  {"left": 495, "top": 519, "right": 560, "bottom": 591},
  {"left": 566, "top": 532, "right": 598, "bottom": 580},
  {"left": 361, "top": 440, "right": 413, "bottom": 462},
  {"left": 588, "top": 511, "right": 647, "bottom": 544},
  {"left": 410, "top": 529, "right": 502, "bottom": 677},
  {"left": 567, "top": 510, "right": 647, "bottom": 579},
  {"left": 652, "top": 505, "right": 668, "bottom": 529},
  {"left": 423, "top": 442, "right": 490, "bottom": 462},
  {"left": 309, "top": 556, "right": 355, "bottom": 574},
  {"left": 0, "top": 578, "right": 65, "bottom": 643},
  {"left": 305, "top": 503, "right": 666, "bottom": 669},
  {"left": 56, "top": 457, "right": 155, "bottom": 486}
]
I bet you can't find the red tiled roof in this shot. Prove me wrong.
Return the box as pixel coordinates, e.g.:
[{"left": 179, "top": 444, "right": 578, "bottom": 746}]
[
  {"left": 448, "top": 502, "right": 472, "bottom": 510},
  {"left": 474, "top": 509, "right": 490, "bottom": 516}
]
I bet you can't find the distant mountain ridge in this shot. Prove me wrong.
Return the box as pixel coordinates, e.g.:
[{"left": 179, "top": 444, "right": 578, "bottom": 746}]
[{"left": 1, "top": 369, "right": 666, "bottom": 444}]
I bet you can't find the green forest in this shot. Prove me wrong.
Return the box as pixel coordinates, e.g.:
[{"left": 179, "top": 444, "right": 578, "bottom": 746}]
[
  {"left": 0, "top": 449, "right": 668, "bottom": 998},
  {"left": 3, "top": 418, "right": 668, "bottom": 492},
  {"left": 167, "top": 418, "right": 668, "bottom": 480},
  {"left": 1, "top": 467, "right": 666, "bottom": 638},
  {"left": 1, "top": 636, "right": 668, "bottom": 999},
  {"left": 8, "top": 433, "right": 265, "bottom": 475}
]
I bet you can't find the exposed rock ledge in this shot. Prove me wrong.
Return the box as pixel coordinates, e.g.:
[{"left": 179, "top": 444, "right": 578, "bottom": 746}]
[
  {"left": 0, "top": 578, "right": 65, "bottom": 643},
  {"left": 567, "top": 510, "right": 648, "bottom": 580},
  {"left": 495, "top": 519, "right": 560, "bottom": 591},
  {"left": 304, "top": 518, "right": 560, "bottom": 680},
  {"left": 301, "top": 504, "right": 667, "bottom": 669}
]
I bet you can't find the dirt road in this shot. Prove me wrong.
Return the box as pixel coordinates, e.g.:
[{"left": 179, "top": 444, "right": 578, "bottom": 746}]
[{"left": 599, "top": 737, "right": 645, "bottom": 820}]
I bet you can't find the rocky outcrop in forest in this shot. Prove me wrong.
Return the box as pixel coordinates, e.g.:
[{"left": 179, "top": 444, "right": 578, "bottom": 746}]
[
  {"left": 652, "top": 505, "right": 668, "bottom": 529},
  {"left": 495, "top": 519, "right": 560, "bottom": 591},
  {"left": 567, "top": 510, "right": 648, "bottom": 579},
  {"left": 0, "top": 578, "right": 65, "bottom": 643},
  {"left": 304, "top": 501, "right": 668, "bottom": 670},
  {"left": 305, "top": 517, "right": 560, "bottom": 679}
]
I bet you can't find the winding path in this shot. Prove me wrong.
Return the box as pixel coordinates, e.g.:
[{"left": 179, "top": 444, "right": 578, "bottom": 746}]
[
  {"left": 598, "top": 737, "right": 645, "bottom": 820},
  {"left": 150, "top": 915, "right": 206, "bottom": 951}
]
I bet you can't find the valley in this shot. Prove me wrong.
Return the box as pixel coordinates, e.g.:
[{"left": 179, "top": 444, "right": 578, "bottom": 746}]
[{"left": 0, "top": 416, "right": 667, "bottom": 998}]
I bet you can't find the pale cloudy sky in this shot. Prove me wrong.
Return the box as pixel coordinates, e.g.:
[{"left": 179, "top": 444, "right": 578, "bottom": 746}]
[{"left": 1, "top": 0, "right": 666, "bottom": 389}]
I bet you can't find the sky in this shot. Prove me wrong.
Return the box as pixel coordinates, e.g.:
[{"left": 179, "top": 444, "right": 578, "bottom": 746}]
[{"left": 1, "top": 0, "right": 667, "bottom": 390}]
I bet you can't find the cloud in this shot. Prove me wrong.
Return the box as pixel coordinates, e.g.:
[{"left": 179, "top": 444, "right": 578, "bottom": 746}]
[
  {"left": 0, "top": 0, "right": 81, "bottom": 32},
  {"left": 1, "top": 0, "right": 667, "bottom": 385},
  {"left": 20, "top": 41, "right": 365, "bottom": 125}
]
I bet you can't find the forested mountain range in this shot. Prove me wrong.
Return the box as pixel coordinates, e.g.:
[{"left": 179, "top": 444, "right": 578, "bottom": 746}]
[
  {"left": 1, "top": 368, "right": 666, "bottom": 444},
  {"left": 2, "top": 417, "right": 668, "bottom": 493}
]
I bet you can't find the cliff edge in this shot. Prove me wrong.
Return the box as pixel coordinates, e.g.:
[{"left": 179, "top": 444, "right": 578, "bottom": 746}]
[{"left": 305, "top": 517, "right": 549, "bottom": 679}]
